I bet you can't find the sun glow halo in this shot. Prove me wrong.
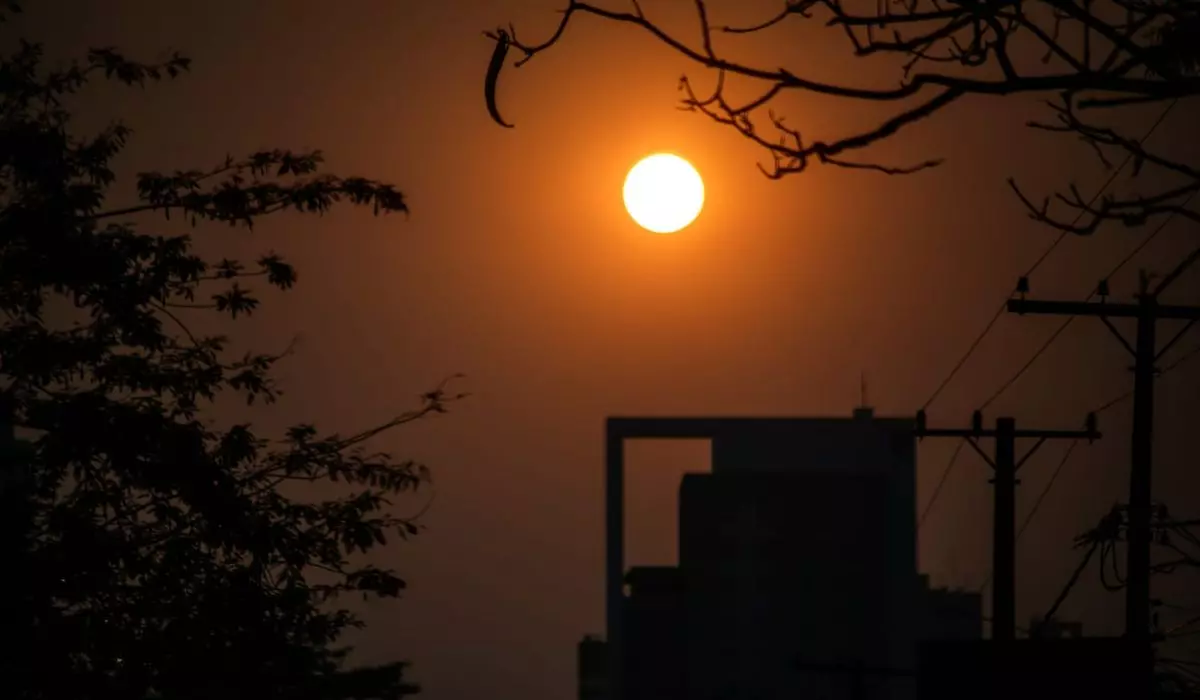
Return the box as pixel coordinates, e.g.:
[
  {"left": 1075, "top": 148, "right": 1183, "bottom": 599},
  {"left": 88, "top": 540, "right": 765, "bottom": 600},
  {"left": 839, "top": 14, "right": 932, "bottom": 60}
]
[{"left": 622, "top": 153, "right": 705, "bottom": 234}]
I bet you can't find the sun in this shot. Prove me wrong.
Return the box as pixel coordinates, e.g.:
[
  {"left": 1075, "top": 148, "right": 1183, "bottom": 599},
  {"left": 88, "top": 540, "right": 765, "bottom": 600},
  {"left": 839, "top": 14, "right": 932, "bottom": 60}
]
[{"left": 622, "top": 153, "right": 705, "bottom": 234}]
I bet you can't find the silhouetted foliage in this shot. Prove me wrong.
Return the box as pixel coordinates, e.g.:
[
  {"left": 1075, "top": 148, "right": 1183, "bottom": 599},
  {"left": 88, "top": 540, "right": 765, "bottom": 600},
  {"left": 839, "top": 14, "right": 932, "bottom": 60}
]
[
  {"left": 0, "top": 5, "right": 464, "bottom": 699},
  {"left": 487, "top": 0, "right": 1200, "bottom": 235}
]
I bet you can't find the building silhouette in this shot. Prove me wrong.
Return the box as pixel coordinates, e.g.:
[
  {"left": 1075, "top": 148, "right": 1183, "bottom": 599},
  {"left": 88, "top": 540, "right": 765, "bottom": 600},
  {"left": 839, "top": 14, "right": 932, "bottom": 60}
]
[
  {"left": 621, "top": 567, "right": 687, "bottom": 700},
  {"left": 577, "top": 635, "right": 608, "bottom": 700},
  {"left": 578, "top": 407, "right": 1153, "bottom": 699},
  {"left": 581, "top": 408, "right": 982, "bottom": 700},
  {"left": 916, "top": 576, "right": 981, "bottom": 642}
]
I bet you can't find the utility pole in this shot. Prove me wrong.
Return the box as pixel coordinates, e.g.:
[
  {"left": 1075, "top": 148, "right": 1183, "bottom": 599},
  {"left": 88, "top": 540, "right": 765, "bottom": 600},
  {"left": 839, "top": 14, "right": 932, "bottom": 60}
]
[
  {"left": 915, "top": 410, "right": 1100, "bottom": 641},
  {"left": 1007, "top": 250, "right": 1200, "bottom": 642}
]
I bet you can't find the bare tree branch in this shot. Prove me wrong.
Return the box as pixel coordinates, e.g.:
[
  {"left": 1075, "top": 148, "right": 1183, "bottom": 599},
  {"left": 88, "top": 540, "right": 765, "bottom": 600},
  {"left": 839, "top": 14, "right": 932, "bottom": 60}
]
[{"left": 483, "top": 0, "right": 1200, "bottom": 237}]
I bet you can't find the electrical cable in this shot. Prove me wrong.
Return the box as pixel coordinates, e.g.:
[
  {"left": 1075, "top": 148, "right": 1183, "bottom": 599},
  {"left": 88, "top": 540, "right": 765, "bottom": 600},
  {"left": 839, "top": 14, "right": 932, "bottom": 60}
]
[
  {"left": 922, "top": 301, "right": 1008, "bottom": 410},
  {"left": 1041, "top": 539, "right": 1101, "bottom": 624},
  {"left": 923, "top": 109, "right": 1188, "bottom": 532},
  {"left": 974, "top": 341, "right": 1200, "bottom": 591},
  {"left": 978, "top": 186, "right": 1196, "bottom": 411},
  {"left": 976, "top": 439, "right": 1082, "bottom": 592},
  {"left": 920, "top": 98, "right": 1179, "bottom": 412},
  {"left": 977, "top": 319, "right": 1075, "bottom": 410},
  {"left": 1015, "top": 440, "right": 1081, "bottom": 542},
  {"left": 917, "top": 438, "right": 965, "bottom": 531},
  {"left": 917, "top": 101, "right": 1184, "bottom": 586},
  {"left": 916, "top": 101, "right": 1181, "bottom": 527},
  {"left": 1092, "top": 341, "right": 1200, "bottom": 414},
  {"left": 917, "top": 336, "right": 1198, "bottom": 541}
]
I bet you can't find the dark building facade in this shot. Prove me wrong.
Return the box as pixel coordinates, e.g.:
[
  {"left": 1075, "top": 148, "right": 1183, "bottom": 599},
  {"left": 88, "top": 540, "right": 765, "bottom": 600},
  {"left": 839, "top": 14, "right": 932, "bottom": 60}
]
[
  {"left": 577, "top": 635, "right": 608, "bottom": 700},
  {"left": 585, "top": 408, "right": 980, "bottom": 700},
  {"left": 678, "top": 469, "right": 904, "bottom": 700},
  {"left": 579, "top": 410, "right": 1152, "bottom": 700},
  {"left": 621, "top": 567, "right": 687, "bottom": 700},
  {"left": 917, "top": 575, "right": 982, "bottom": 642}
]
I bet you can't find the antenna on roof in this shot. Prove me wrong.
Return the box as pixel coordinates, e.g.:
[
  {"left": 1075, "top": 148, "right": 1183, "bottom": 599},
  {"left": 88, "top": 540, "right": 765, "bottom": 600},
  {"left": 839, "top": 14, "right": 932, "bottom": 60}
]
[{"left": 854, "top": 371, "right": 874, "bottom": 419}]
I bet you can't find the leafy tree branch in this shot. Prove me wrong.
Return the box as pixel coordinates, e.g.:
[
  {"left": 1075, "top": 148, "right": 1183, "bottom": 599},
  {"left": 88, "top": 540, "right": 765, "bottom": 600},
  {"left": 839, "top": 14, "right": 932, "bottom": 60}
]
[{"left": 2, "top": 5, "right": 462, "bottom": 698}]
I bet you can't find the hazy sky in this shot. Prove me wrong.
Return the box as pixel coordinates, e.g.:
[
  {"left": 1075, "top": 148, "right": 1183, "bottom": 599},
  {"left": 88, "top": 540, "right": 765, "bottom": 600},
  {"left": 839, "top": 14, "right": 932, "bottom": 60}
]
[{"left": 17, "top": 1, "right": 1200, "bottom": 698}]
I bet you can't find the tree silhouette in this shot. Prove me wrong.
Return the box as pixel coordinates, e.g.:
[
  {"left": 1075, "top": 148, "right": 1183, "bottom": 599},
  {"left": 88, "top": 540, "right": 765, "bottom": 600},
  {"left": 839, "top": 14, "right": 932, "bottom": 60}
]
[
  {"left": 488, "top": 0, "right": 1199, "bottom": 235},
  {"left": 0, "top": 5, "right": 464, "bottom": 699}
]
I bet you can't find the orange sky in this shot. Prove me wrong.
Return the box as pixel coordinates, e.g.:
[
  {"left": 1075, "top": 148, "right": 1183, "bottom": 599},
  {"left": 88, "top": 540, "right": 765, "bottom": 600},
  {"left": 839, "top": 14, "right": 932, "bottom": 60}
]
[{"left": 18, "top": 1, "right": 1200, "bottom": 697}]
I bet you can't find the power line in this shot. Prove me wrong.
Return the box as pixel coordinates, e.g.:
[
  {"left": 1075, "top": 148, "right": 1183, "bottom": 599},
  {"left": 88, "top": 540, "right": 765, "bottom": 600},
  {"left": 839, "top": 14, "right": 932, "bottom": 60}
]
[
  {"left": 1092, "top": 388, "right": 1132, "bottom": 415},
  {"left": 980, "top": 188, "right": 1198, "bottom": 411},
  {"left": 1008, "top": 271, "right": 1200, "bottom": 639},
  {"left": 917, "top": 438, "right": 965, "bottom": 531},
  {"left": 1092, "top": 341, "right": 1200, "bottom": 414},
  {"left": 1015, "top": 440, "right": 1082, "bottom": 542},
  {"left": 977, "top": 319, "right": 1075, "bottom": 410},
  {"left": 976, "top": 439, "right": 1081, "bottom": 592},
  {"left": 915, "top": 416, "right": 1096, "bottom": 638},
  {"left": 928, "top": 342, "right": 1199, "bottom": 542},
  {"left": 916, "top": 99, "right": 1183, "bottom": 560},
  {"left": 1041, "top": 538, "right": 1101, "bottom": 625},
  {"left": 925, "top": 181, "right": 1193, "bottom": 528},
  {"left": 922, "top": 301, "right": 1008, "bottom": 410},
  {"left": 974, "top": 340, "right": 1200, "bottom": 592},
  {"left": 921, "top": 98, "right": 1179, "bottom": 412}
]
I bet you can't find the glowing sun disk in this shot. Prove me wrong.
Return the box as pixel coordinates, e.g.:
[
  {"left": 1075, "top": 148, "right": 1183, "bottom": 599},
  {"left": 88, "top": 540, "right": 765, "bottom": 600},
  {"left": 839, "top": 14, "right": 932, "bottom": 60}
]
[{"left": 623, "top": 153, "right": 705, "bottom": 234}]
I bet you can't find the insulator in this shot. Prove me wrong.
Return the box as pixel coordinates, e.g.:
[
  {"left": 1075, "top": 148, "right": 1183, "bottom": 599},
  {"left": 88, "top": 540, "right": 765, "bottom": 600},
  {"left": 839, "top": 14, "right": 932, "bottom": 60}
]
[
  {"left": 1016, "top": 276, "right": 1030, "bottom": 295},
  {"left": 972, "top": 410, "right": 983, "bottom": 434},
  {"left": 1085, "top": 412, "right": 1097, "bottom": 437},
  {"left": 916, "top": 409, "right": 926, "bottom": 436},
  {"left": 1097, "top": 279, "right": 1110, "bottom": 297}
]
